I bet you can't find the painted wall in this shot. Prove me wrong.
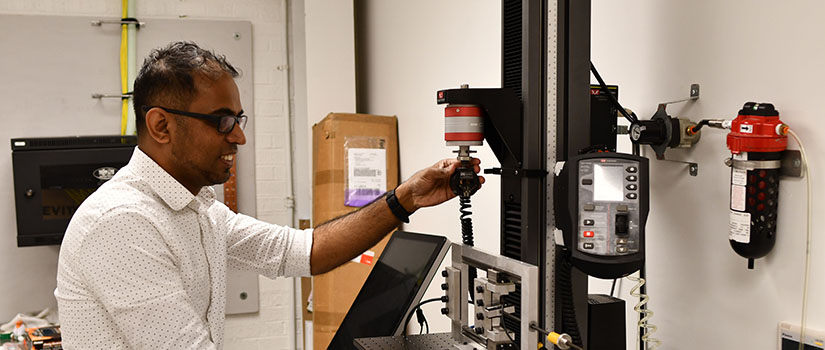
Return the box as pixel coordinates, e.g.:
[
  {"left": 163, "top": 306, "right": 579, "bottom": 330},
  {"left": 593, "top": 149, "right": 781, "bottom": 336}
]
[
  {"left": 589, "top": 1, "right": 824, "bottom": 349},
  {"left": 0, "top": 1, "right": 299, "bottom": 349},
  {"left": 354, "top": 0, "right": 502, "bottom": 334},
  {"left": 356, "top": 1, "right": 825, "bottom": 349}
]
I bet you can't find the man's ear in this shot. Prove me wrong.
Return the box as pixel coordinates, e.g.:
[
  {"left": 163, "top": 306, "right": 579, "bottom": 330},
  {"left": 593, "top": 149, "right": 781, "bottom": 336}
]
[{"left": 144, "top": 108, "right": 172, "bottom": 144}]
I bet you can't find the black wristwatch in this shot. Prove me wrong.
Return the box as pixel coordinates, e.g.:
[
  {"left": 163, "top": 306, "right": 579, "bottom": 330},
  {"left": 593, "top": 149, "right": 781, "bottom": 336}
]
[{"left": 386, "top": 188, "right": 411, "bottom": 223}]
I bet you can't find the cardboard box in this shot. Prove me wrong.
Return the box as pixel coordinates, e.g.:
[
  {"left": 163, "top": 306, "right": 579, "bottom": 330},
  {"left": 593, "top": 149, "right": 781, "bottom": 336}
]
[{"left": 311, "top": 113, "right": 399, "bottom": 349}]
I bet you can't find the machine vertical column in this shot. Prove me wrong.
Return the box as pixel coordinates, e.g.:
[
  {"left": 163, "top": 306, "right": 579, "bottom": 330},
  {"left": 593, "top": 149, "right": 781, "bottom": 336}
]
[
  {"left": 556, "top": 0, "right": 592, "bottom": 347},
  {"left": 545, "top": 0, "right": 560, "bottom": 336}
]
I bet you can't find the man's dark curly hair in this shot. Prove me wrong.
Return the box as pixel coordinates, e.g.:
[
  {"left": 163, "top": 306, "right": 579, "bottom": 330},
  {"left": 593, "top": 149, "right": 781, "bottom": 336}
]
[{"left": 132, "top": 41, "right": 239, "bottom": 136}]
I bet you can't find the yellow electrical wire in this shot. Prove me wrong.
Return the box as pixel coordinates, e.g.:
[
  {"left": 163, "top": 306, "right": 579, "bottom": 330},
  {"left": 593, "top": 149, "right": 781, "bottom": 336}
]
[{"left": 119, "top": 0, "right": 129, "bottom": 135}]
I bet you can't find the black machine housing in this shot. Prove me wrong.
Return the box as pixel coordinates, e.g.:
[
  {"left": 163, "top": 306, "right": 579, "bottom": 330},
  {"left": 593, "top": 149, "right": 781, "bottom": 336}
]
[{"left": 436, "top": 0, "right": 617, "bottom": 346}]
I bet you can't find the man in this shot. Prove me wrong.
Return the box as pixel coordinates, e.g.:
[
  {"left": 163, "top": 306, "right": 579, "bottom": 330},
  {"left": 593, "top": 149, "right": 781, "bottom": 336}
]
[{"left": 54, "top": 41, "right": 482, "bottom": 349}]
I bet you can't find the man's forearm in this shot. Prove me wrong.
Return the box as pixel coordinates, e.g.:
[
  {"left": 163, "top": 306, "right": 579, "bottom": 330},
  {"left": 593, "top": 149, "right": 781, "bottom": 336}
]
[{"left": 309, "top": 184, "right": 415, "bottom": 275}]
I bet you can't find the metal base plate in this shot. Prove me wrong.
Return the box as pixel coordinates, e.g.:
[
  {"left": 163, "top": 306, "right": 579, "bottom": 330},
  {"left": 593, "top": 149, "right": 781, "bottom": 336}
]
[{"left": 354, "top": 333, "right": 484, "bottom": 350}]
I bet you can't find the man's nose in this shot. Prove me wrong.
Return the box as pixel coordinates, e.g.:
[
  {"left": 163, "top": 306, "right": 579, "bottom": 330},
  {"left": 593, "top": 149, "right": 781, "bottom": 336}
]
[{"left": 226, "top": 123, "right": 246, "bottom": 145}]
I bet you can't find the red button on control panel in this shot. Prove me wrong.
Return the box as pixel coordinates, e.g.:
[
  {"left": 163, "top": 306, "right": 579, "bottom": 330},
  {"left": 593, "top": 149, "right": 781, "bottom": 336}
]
[{"left": 583, "top": 231, "right": 594, "bottom": 238}]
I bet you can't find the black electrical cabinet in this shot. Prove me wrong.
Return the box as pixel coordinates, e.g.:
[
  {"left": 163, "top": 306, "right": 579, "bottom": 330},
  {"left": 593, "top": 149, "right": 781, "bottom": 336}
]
[{"left": 11, "top": 136, "right": 136, "bottom": 247}]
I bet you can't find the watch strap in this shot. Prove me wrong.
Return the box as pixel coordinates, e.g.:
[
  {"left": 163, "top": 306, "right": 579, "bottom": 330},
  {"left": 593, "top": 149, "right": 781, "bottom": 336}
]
[{"left": 386, "top": 189, "right": 411, "bottom": 223}]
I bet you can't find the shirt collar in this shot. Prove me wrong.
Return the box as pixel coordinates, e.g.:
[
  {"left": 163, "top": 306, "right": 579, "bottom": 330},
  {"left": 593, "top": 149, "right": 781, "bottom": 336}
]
[{"left": 129, "top": 147, "right": 216, "bottom": 211}]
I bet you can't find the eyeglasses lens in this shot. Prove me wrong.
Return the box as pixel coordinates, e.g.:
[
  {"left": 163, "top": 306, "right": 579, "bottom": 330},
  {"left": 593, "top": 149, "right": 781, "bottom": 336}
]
[{"left": 219, "top": 116, "right": 244, "bottom": 133}]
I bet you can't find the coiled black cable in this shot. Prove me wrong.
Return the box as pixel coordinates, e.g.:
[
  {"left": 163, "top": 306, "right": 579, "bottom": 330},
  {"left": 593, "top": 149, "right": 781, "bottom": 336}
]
[
  {"left": 558, "top": 251, "right": 583, "bottom": 346},
  {"left": 460, "top": 195, "right": 477, "bottom": 299},
  {"left": 460, "top": 196, "right": 474, "bottom": 246}
]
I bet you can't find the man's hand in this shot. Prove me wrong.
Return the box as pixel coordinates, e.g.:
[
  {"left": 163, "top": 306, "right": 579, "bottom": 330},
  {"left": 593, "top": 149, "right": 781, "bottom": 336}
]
[
  {"left": 310, "top": 157, "right": 484, "bottom": 275},
  {"left": 395, "top": 158, "right": 485, "bottom": 212}
]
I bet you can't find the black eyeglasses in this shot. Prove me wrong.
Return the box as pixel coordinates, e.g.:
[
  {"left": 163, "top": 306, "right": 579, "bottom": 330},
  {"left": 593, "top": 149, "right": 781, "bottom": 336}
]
[{"left": 142, "top": 106, "right": 248, "bottom": 134}]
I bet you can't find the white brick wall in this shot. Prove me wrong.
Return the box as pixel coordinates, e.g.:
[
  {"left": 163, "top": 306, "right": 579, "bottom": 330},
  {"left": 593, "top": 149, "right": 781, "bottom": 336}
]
[{"left": 0, "top": 1, "right": 299, "bottom": 349}]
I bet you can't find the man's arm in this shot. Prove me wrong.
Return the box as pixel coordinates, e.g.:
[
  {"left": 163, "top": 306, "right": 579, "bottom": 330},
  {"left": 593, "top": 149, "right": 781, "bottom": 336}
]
[{"left": 310, "top": 158, "right": 482, "bottom": 275}]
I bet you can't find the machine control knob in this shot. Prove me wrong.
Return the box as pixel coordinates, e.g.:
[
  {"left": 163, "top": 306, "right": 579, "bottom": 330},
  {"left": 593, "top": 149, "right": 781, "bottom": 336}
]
[
  {"left": 441, "top": 308, "right": 450, "bottom": 315},
  {"left": 476, "top": 313, "right": 484, "bottom": 320},
  {"left": 441, "top": 283, "right": 448, "bottom": 290},
  {"left": 476, "top": 299, "right": 484, "bottom": 306},
  {"left": 475, "top": 327, "right": 484, "bottom": 334},
  {"left": 441, "top": 270, "right": 448, "bottom": 277},
  {"left": 475, "top": 285, "right": 484, "bottom": 293}
]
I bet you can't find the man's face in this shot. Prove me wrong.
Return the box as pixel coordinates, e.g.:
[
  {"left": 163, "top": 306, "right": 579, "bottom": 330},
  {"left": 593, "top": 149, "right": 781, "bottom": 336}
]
[{"left": 169, "top": 72, "right": 246, "bottom": 192}]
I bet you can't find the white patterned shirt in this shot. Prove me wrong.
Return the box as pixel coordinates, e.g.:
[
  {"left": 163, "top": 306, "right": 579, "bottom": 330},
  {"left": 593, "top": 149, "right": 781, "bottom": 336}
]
[{"left": 55, "top": 147, "right": 313, "bottom": 349}]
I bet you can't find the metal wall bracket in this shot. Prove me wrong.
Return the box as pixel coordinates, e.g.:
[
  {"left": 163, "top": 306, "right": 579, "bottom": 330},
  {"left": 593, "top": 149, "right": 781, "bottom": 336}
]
[
  {"left": 660, "top": 83, "right": 700, "bottom": 107},
  {"left": 91, "top": 18, "right": 145, "bottom": 28},
  {"left": 780, "top": 150, "right": 803, "bottom": 177},
  {"left": 722, "top": 150, "right": 802, "bottom": 178},
  {"left": 659, "top": 158, "right": 699, "bottom": 176}
]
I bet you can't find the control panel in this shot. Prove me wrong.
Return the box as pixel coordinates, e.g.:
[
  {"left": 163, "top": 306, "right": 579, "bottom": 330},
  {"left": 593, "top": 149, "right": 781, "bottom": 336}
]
[
  {"left": 556, "top": 153, "right": 649, "bottom": 279},
  {"left": 577, "top": 158, "right": 641, "bottom": 256}
]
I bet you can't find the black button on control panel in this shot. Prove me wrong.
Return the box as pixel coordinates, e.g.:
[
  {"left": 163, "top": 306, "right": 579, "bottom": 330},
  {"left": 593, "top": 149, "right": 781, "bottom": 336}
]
[
  {"left": 583, "top": 219, "right": 594, "bottom": 226},
  {"left": 583, "top": 204, "right": 596, "bottom": 211},
  {"left": 626, "top": 166, "right": 637, "bottom": 173},
  {"left": 615, "top": 213, "right": 629, "bottom": 236},
  {"left": 626, "top": 193, "right": 637, "bottom": 200},
  {"left": 626, "top": 175, "right": 637, "bottom": 181},
  {"left": 583, "top": 243, "right": 594, "bottom": 249},
  {"left": 582, "top": 178, "right": 593, "bottom": 185},
  {"left": 626, "top": 184, "right": 637, "bottom": 190}
]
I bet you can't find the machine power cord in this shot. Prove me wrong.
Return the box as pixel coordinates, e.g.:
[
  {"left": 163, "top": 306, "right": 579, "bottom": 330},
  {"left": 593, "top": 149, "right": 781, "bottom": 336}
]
[
  {"left": 558, "top": 252, "right": 583, "bottom": 346},
  {"left": 627, "top": 275, "right": 661, "bottom": 349},
  {"left": 402, "top": 297, "right": 442, "bottom": 336},
  {"left": 590, "top": 61, "right": 638, "bottom": 124}
]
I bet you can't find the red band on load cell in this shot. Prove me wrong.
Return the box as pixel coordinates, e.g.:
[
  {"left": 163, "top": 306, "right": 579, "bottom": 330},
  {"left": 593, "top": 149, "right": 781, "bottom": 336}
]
[
  {"left": 445, "top": 106, "right": 483, "bottom": 117},
  {"left": 445, "top": 132, "right": 484, "bottom": 141}
]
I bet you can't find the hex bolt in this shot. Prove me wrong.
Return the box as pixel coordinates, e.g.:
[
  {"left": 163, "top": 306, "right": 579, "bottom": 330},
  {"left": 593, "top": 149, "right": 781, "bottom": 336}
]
[
  {"left": 441, "top": 283, "right": 448, "bottom": 290},
  {"left": 441, "top": 308, "right": 450, "bottom": 315}
]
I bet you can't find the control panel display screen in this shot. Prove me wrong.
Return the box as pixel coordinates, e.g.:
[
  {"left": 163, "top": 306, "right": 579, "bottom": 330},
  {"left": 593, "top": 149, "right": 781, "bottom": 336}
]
[{"left": 593, "top": 164, "right": 624, "bottom": 201}]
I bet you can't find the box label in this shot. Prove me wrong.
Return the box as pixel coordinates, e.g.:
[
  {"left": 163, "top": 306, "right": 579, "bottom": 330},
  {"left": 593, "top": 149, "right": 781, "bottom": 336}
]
[
  {"left": 346, "top": 148, "right": 387, "bottom": 207},
  {"left": 350, "top": 250, "right": 375, "bottom": 265}
]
